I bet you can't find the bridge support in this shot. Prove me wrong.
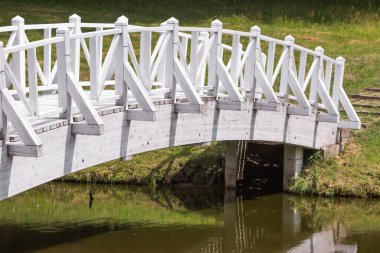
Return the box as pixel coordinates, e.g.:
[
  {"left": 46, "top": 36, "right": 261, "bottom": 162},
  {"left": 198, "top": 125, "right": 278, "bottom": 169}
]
[
  {"left": 283, "top": 145, "right": 304, "bottom": 191},
  {"left": 224, "top": 140, "right": 247, "bottom": 189},
  {"left": 225, "top": 141, "right": 239, "bottom": 189}
]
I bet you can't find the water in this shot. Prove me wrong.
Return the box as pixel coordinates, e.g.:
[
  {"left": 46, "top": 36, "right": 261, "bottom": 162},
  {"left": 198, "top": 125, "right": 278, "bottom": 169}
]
[{"left": 0, "top": 183, "right": 379, "bottom": 253}]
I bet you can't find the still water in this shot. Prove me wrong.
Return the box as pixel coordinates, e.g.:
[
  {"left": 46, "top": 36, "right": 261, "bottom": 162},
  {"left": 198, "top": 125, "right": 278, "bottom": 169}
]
[{"left": 0, "top": 183, "right": 379, "bottom": 253}]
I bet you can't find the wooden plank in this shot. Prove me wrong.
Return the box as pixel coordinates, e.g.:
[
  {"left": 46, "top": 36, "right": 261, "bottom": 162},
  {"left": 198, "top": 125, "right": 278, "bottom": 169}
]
[
  {"left": 254, "top": 62, "right": 279, "bottom": 103},
  {"left": 67, "top": 72, "right": 104, "bottom": 126},
  {"left": 7, "top": 144, "right": 43, "bottom": 157},
  {"left": 90, "top": 36, "right": 100, "bottom": 99},
  {"left": 140, "top": 31, "right": 151, "bottom": 90},
  {"left": 126, "top": 110, "right": 156, "bottom": 121},
  {"left": 216, "top": 58, "right": 244, "bottom": 102},
  {"left": 27, "top": 47, "right": 38, "bottom": 116},
  {"left": 1, "top": 88, "right": 42, "bottom": 146},
  {"left": 71, "top": 123, "right": 104, "bottom": 135},
  {"left": 288, "top": 69, "right": 312, "bottom": 109},
  {"left": 175, "top": 103, "right": 203, "bottom": 113},
  {"left": 43, "top": 28, "right": 52, "bottom": 85},
  {"left": 316, "top": 113, "right": 339, "bottom": 123},
  {"left": 124, "top": 62, "right": 156, "bottom": 112},
  {"left": 173, "top": 58, "right": 203, "bottom": 106},
  {"left": 266, "top": 41, "right": 276, "bottom": 83}
]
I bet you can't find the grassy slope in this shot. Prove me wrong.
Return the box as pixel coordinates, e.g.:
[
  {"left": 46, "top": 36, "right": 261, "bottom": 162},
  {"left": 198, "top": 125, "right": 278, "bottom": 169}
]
[{"left": 0, "top": 0, "right": 379, "bottom": 191}]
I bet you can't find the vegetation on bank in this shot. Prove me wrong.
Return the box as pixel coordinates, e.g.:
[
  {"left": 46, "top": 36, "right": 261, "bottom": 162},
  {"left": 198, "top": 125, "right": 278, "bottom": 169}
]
[
  {"left": 62, "top": 143, "right": 225, "bottom": 186},
  {"left": 290, "top": 122, "right": 380, "bottom": 198},
  {"left": 0, "top": 0, "right": 378, "bottom": 194}
]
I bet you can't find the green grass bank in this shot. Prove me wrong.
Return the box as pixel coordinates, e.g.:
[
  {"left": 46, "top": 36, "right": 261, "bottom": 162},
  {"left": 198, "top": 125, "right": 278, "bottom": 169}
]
[{"left": 0, "top": 0, "right": 379, "bottom": 196}]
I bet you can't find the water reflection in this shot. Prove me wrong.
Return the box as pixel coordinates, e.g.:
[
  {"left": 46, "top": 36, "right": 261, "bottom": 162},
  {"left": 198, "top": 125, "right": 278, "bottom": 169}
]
[{"left": 0, "top": 183, "right": 378, "bottom": 253}]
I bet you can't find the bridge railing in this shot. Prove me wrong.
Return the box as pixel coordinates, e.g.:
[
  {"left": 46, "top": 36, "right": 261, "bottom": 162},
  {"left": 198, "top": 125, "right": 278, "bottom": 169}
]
[{"left": 0, "top": 14, "right": 360, "bottom": 157}]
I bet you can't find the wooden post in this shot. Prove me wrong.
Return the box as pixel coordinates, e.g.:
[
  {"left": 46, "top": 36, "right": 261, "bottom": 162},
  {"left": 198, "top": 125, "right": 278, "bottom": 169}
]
[
  {"left": 90, "top": 35, "right": 101, "bottom": 99},
  {"left": 332, "top": 56, "right": 345, "bottom": 108},
  {"left": 189, "top": 31, "right": 199, "bottom": 86},
  {"left": 0, "top": 42, "right": 8, "bottom": 141},
  {"left": 27, "top": 47, "right": 38, "bottom": 116},
  {"left": 198, "top": 32, "right": 209, "bottom": 88},
  {"left": 279, "top": 35, "right": 295, "bottom": 101},
  {"left": 230, "top": 34, "right": 242, "bottom": 85},
  {"left": 225, "top": 141, "right": 239, "bottom": 189},
  {"left": 208, "top": 19, "right": 222, "bottom": 97},
  {"left": 243, "top": 26, "right": 259, "bottom": 97},
  {"left": 56, "top": 27, "right": 72, "bottom": 120},
  {"left": 156, "top": 21, "right": 167, "bottom": 85},
  {"left": 310, "top": 46, "right": 324, "bottom": 110},
  {"left": 140, "top": 31, "right": 151, "bottom": 91},
  {"left": 283, "top": 145, "right": 303, "bottom": 191},
  {"left": 69, "top": 14, "right": 81, "bottom": 82},
  {"left": 11, "top": 16, "right": 26, "bottom": 98},
  {"left": 164, "top": 17, "right": 178, "bottom": 99},
  {"left": 43, "top": 28, "right": 52, "bottom": 85},
  {"left": 114, "top": 16, "right": 129, "bottom": 107}
]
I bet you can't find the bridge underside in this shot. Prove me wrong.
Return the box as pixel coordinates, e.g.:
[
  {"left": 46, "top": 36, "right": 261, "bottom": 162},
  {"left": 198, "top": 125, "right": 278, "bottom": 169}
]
[{"left": 0, "top": 97, "right": 337, "bottom": 200}]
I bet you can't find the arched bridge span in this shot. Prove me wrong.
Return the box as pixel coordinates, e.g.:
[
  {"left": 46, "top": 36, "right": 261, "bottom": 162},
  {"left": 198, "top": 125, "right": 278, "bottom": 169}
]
[{"left": 0, "top": 15, "right": 360, "bottom": 200}]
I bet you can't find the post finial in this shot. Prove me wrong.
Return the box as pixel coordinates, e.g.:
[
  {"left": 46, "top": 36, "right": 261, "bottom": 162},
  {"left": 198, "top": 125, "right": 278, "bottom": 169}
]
[
  {"left": 315, "top": 46, "right": 324, "bottom": 55},
  {"left": 285, "top": 35, "right": 295, "bottom": 43},
  {"left": 211, "top": 19, "right": 222, "bottom": 27},
  {"left": 117, "top": 15, "right": 128, "bottom": 21},
  {"left": 11, "top": 15, "right": 24, "bottom": 24},
  {"left": 251, "top": 25, "right": 261, "bottom": 33},
  {"left": 115, "top": 16, "right": 128, "bottom": 26},
  {"left": 69, "top": 14, "right": 81, "bottom": 22},
  {"left": 166, "top": 17, "right": 179, "bottom": 24},
  {"left": 336, "top": 56, "right": 345, "bottom": 62},
  {"left": 56, "top": 26, "right": 70, "bottom": 35}
]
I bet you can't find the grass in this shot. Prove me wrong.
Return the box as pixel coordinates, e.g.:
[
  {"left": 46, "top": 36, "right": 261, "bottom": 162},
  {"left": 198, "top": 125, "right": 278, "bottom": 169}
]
[
  {"left": 62, "top": 142, "right": 225, "bottom": 186},
  {"left": 290, "top": 121, "right": 380, "bottom": 197},
  {"left": 0, "top": 0, "right": 379, "bottom": 192}
]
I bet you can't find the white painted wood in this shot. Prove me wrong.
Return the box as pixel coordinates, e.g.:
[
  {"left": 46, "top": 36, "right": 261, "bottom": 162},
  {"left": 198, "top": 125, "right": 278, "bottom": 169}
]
[
  {"left": 56, "top": 27, "right": 72, "bottom": 120},
  {"left": 114, "top": 17, "right": 128, "bottom": 105},
  {"left": 27, "top": 47, "right": 38, "bottom": 116},
  {"left": 266, "top": 41, "right": 276, "bottom": 84},
  {"left": 124, "top": 62, "right": 156, "bottom": 112},
  {"left": 90, "top": 36, "right": 100, "bottom": 99},
  {"left": 279, "top": 35, "right": 294, "bottom": 98},
  {"left": 209, "top": 20, "right": 222, "bottom": 96},
  {"left": 43, "top": 28, "right": 51, "bottom": 85},
  {"left": 7, "top": 143, "right": 43, "bottom": 157},
  {"left": 140, "top": 31, "right": 151, "bottom": 90},
  {"left": 298, "top": 50, "right": 307, "bottom": 85},
  {"left": 2, "top": 88, "right": 42, "bottom": 146},
  {"left": 189, "top": 31, "right": 199, "bottom": 84},
  {"left": 173, "top": 58, "right": 203, "bottom": 106},
  {"left": 69, "top": 14, "right": 81, "bottom": 82},
  {"left": 230, "top": 34, "right": 241, "bottom": 84},
  {"left": 72, "top": 122, "right": 104, "bottom": 135},
  {"left": 126, "top": 110, "right": 156, "bottom": 121},
  {"left": 288, "top": 69, "right": 311, "bottom": 109},
  {"left": 254, "top": 62, "right": 279, "bottom": 103},
  {"left": 216, "top": 58, "right": 244, "bottom": 102},
  {"left": 164, "top": 18, "right": 179, "bottom": 99},
  {"left": 271, "top": 49, "right": 287, "bottom": 86},
  {"left": 324, "top": 60, "right": 333, "bottom": 92},
  {"left": 11, "top": 16, "right": 26, "bottom": 97},
  {"left": 67, "top": 72, "right": 104, "bottom": 126}
]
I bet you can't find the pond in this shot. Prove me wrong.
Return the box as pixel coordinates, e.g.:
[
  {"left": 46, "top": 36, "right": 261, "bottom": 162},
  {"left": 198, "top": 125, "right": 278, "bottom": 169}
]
[{"left": 0, "top": 183, "right": 379, "bottom": 253}]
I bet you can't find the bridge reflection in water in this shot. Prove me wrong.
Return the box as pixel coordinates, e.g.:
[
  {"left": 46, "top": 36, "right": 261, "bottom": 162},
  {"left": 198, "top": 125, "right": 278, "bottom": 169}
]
[{"left": 0, "top": 183, "right": 363, "bottom": 253}]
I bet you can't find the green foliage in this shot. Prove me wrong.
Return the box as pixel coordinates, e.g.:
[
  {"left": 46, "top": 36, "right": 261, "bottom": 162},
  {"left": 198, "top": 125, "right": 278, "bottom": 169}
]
[
  {"left": 290, "top": 122, "right": 380, "bottom": 198},
  {"left": 62, "top": 142, "right": 225, "bottom": 185}
]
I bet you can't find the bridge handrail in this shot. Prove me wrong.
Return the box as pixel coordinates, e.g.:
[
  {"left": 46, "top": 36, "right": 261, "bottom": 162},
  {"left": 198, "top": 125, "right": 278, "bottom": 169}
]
[{"left": 0, "top": 14, "right": 361, "bottom": 157}]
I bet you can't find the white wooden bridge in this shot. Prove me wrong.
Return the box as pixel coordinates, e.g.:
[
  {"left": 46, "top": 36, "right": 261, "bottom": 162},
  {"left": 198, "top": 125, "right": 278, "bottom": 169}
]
[{"left": 0, "top": 15, "right": 360, "bottom": 200}]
